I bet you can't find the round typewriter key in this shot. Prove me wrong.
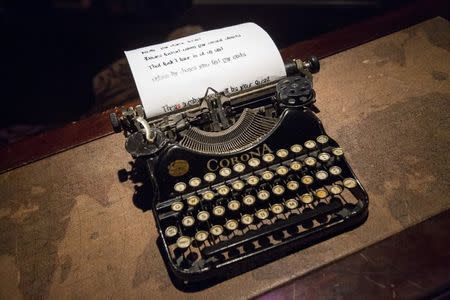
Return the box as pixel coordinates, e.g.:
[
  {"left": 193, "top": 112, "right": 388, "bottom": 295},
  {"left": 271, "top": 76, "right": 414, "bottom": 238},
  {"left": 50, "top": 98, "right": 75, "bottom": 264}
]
[
  {"left": 290, "top": 144, "right": 303, "bottom": 154},
  {"left": 318, "top": 152, "right": 331, "bottom": 162},
  {"left": 165, "top": 226, "right": 178, "bottom": 238},
  {"left": 304, "top": 140, "right": 317, "bottom": 150},
  {"left": 271, "top": 203, "right": 284, "bottom": 214},
  {"left": 233, "top": 163, "right": 246, "bottom": 173},
  {"left": 301, "top": 175, "right": 314, "bottom": 185},
  {"left": 202, "top": 190, "right": 215, "bottom": 201},
  {"left": 197, "top": 211, "right": 210, "bottom": 222},
  {"left": 228, "top": 200, "right": 241, "bottom": 211},
  {"left": 195, "top": 231, "right": 209, "bottom": 242},
  {"left": 329, "top": 166, "right": 342, "bottom": 176},
  {"left": 316, "top": 170, "right": 329, "bottom": 180},
  {"left": 287, "top": 180, "right": 300, "bottom": 191},
  {"left": 285, "top": 198, "right": 299, "bottom": 209},
  {"left": 231, "top": 180, "right": 245, "bottom": 191},
  {"left": 257, "top": 190, "right": 270, "bottom": 200},
  {"left": 330, "top": 184, "right": 343, "bottom": 195},
  {"left": 241, "top": 214, "right": 254, "bottom": 225},
  {"left": 182, "top": 216, "right": 195, "bottom": 227},
  {"left": 243, "top": 195, "right": 256, "bottom": 206},
  {"left": 219, "top": 167, "right": 232, "bottom": 177},
  {"left": 204, "top": 172, "right": 216, "bottom": 183},
  {"left": 248, "top": 158, "right": 261, "bottom": 168},
  {"left": 315, "top": 188, "right": 329, "bottom": 199},
  {"left": 300, "top": 193, "right": 314, "bottom": 204},
  {"left": 187, "top": 195, "right": 200, "bottom": 207},
  {"left": 189, "top": 177, "right": 201, "bottom": 188},
  {"left": 217, "top": 185, "right": 230, "bottom": 196},
  {"left": 332, "top": 147, "right": 344, "bottom": 157},
  {"left": 225, "top": 219, "right": 239, "bottom": 231},
  {"left": 276, "top": 149, "right": 289, "bottom": 158},
  {"left": 316, "top": 135, "right": 329, "bottom": 145},
  {"left": 290, "top": 161, "right": 302, "bottom": 171},
  {"left": 247, "top": 175, "right": 259, "bottom": 186},
  {"left": 212, "top": 205, "right": 226, "bottom": 217},
  {"left": 171, "top": 201, "right": 184, "bottom": 212},
  {"left": 176, "top": 236, "right": 191, "bottom": 249},
  {"left": 276, "top": 165, "right": 289, "bottom": 176},
  {"left": 343, "top": 178, "right": 358, "bottom": 189},
  {"left": 262, "top": 153, "right": 275, "bottom": 163},
  {"left": 256, "top": 209, "right": 269, "bottom": 220},
  {"left": 174, "top": 182, "right": 186, "bottom": 193},
  {"left": 304, "top": 157, "right": 317, "bottom": 167},
  {"left": 272, "top": 185, "right": 285, "bottom": 196},
  {"left": 262, "top": 170, "right": 274, "bottom": 181},
  {"left": 210, "top": 225, "right": 224, "bottom": 236}
]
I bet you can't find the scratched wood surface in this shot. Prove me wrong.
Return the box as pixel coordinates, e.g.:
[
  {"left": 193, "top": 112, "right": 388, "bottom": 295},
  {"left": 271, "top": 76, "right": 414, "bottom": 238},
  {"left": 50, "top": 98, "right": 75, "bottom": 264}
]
[
  {"left": 257, "top": 210, "right": 450, "bottom": 299},
  {"left": 0, "top": 17, "right": 449, "bottom": 300}
]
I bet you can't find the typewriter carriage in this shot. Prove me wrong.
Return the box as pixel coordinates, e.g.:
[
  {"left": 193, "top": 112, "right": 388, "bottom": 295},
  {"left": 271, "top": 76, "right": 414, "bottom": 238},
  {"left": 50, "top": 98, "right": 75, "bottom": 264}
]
[{"left": 110, "top": 57, "right": 319, "bottom": 148}]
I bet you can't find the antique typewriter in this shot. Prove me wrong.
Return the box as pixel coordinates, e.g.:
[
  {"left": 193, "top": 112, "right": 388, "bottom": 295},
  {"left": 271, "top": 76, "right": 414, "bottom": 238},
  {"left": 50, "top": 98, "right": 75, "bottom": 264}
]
[{"left": 110, "top": 56, "right": 368, "bottom": 285}]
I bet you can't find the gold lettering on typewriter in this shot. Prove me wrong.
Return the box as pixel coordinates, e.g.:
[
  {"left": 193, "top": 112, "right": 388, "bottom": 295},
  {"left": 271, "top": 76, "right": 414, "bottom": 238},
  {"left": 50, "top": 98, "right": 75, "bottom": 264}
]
[
  {"left": 206, "top": 144, "right": 273, "bottom": 172},
  {"left": 206, "top": 159, "right": 219, "bottom": 172},
  {"left": 229, "top": 157, "right": 240, "bottom": 166},
  {"left": 168, "top": 160, "right": 190, "bottom": 177},
  {"left": 219, "top": 160, "right": 230, "bottom": 168},
  {"left": 240, "top": 153, "right": 250, "bottom": 162}
]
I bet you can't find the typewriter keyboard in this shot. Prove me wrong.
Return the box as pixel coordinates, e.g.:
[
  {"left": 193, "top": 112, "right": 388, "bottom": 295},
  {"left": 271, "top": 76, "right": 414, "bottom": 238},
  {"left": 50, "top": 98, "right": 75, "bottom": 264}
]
[{"left": 156, "top": 135, "right": 364, "bottom": 273}]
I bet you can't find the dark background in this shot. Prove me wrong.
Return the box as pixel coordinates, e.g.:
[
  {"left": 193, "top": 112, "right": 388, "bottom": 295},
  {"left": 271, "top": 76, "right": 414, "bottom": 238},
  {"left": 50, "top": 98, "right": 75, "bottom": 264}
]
[{"left": 0, "top": 0, "right": 420, "bottom": 144}]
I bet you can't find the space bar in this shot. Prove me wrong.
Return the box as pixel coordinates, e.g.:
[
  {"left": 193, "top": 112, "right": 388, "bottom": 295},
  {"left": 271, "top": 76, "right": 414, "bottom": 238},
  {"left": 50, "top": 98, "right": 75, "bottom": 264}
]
[{"left": 203, "top": 200, "right": 343, "bottom": 257}]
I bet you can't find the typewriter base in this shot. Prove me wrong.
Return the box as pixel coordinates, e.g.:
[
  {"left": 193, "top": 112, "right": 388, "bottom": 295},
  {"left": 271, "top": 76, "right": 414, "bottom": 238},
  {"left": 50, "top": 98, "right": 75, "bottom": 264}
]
[{"left": 160, "top": 208, "right": 368, "bottom": 290}]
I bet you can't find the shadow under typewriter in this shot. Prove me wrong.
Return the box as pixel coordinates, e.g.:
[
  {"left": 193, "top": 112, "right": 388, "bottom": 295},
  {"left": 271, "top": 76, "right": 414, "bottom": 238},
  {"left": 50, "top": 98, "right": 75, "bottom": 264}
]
[
  {"left": 111, "top": 57, "right": 369, "bottom": 289},
  {"left": 117, "top": 160, "right": 154, "bottom": 212}
]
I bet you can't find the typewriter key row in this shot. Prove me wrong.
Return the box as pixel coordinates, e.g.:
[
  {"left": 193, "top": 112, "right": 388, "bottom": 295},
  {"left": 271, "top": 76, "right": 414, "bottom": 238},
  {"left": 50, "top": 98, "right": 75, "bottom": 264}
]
[
  {"left": 174, "top": 164, "right": 344, "bottom": 200},
  {"left": 165, "top": 179, "right": 357, "bottom": 239},
  {"left": 171, "top": 175, "right": 354, "bottom": 212},
  {"left": 166, "top": 195, "right": 347, "bottom": 250},
  {"left": 170, "top": 182, "right": 348, "bottom": 216},
  {"left": 172, "top": 136, "right": 345, "bottom": 193}
]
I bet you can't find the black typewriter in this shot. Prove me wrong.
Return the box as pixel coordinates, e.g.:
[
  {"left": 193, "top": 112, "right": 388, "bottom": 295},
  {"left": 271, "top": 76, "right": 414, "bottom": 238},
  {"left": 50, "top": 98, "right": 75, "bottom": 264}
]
[{"left": 111, "top": 56, "right": 368, "bottom": 285}]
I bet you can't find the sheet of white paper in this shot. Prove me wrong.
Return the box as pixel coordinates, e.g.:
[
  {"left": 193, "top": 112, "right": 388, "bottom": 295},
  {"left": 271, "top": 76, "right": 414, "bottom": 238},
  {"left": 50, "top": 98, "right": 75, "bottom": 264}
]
[{"left": 125, "top": 23, "right": 286, "bottom": 117}]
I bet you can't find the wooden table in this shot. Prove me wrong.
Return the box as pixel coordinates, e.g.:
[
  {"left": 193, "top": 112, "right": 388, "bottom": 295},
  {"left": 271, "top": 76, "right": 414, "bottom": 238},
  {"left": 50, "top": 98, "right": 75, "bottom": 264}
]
[{"left": 1, "top": 2, "right": 449, "bottom": 299}]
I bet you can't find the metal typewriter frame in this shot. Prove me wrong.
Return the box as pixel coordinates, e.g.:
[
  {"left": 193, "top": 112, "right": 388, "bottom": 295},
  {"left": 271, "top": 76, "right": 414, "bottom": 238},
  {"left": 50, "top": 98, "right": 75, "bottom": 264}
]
[{"left": 111, "top": 57, "right": 369, "bottom": 286}]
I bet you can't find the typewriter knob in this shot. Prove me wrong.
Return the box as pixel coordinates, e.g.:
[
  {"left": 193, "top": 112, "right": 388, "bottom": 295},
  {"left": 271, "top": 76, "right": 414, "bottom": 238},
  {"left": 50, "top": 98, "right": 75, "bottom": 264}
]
[
  {"left": 125, "top": 128, "right": 167, "bottom": 157},
  {"left": 304, "top": 56, "right": 320, "bottom": 74},
  {"left": 276, "top": 75, "right": 314, "bottom": 108},
  {"left": 285, "top": 56, "right": 320, "bottom": 75},
  {"left": 109, "top": 112, "right": 122, "bottom": 133}
]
